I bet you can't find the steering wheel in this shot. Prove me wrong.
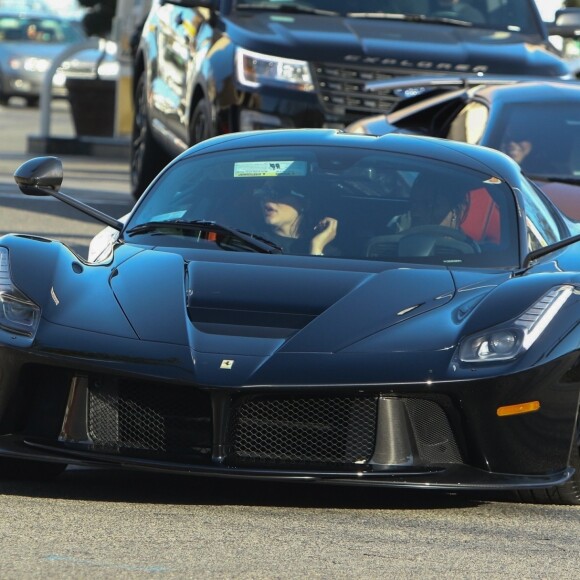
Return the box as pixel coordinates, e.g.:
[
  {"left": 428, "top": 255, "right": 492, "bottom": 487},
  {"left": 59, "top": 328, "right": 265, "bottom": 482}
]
[{"left": 398, "top": 225, "right": 481, "bottom": 257}]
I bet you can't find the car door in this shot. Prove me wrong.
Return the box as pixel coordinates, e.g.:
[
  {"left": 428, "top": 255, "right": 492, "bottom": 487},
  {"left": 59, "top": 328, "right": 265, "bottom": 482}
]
[{"left": 150, "top": 2, "right": 199, "bottom": 148}]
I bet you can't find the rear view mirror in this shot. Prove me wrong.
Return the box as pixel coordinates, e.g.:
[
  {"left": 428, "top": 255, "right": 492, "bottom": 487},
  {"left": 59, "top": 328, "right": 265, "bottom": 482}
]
[
  {"left": 548, "top": 8, "right": 580, "bottom": 38},
  {"left": 14, "top": 156, "right": 63, "bottom": 196},
  {"left": 13, "top": 156, "right": 124, "bottom": 231}
]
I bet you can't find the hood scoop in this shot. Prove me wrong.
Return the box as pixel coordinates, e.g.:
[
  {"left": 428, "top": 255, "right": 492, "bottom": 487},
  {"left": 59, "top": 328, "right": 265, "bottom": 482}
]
[
  {"left": 187, "top": 261, "right": 367, "bottom": 339},
  {"left": 188, "top": 307, "right": 316, "bottom": 339}
]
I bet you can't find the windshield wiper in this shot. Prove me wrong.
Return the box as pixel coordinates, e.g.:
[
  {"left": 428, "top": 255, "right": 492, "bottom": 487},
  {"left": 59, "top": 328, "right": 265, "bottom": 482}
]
[
  {"left": 523, "top": 231, "right": 580, "bottom": 269},
  {"left": 347, "top": 12, "right": 473, "bottom": 27},
  {"left": 236, "top": 2, "right": 339, "bottom": 16},
  {"left": 125, "top": 219, "right": 283, "bottom": 254}
]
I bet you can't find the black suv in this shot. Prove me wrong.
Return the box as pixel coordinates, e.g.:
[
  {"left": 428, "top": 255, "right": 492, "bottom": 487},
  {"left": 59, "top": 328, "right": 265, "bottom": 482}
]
[{"left": 131, "top": 0, "right": 578, "bottom": 198}]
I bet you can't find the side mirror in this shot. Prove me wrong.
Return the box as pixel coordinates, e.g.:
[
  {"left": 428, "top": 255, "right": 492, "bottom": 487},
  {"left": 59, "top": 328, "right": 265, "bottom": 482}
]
[
  {"left": 13, "top": 156, "right": 124, "bottom": 231},
  {"left": 14, "top": 156, "right": 63, "bottom": 196},
  {"left": 548, "top": 8, "right": 580, "bottom": 39}
]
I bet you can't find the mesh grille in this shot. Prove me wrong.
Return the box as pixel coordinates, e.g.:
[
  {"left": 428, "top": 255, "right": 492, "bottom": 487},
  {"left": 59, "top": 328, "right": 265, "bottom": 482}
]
[
  {"left": 229, "top": 395, "right": 378, "bottom": 467},
  {"left": 88, "top": 379, "right": 212, "bottom": 459},
  {"left": 404, "top": 398, "right": 462, "bottom": 464},
  {"left": 313, "top": 63, "right": 416, "bottom": 117},
  {"left": 84, "top": 379, "right": 461, "bottom": 469}
]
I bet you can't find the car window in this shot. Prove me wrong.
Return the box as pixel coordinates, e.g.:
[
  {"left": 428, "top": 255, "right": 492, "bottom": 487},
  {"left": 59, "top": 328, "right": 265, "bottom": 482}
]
[
  {"left": 486, "top": 102, "right": 580, "bottom": 178},
  {"left": 128, "top": 144, "right": 520, "bottom": 267},
  {"left": 233, "top": 0, "right": 542, "bottom": 33},
  {"left": 518, "top": 179, "right": 565, "bottom": 251},
  {"left": 0, "top": 16, "right": 84, "bottom": 43}
]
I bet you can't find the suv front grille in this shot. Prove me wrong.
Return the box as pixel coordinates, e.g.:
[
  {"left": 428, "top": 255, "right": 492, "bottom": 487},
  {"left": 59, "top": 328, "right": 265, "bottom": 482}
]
[{"left": 313, "top": 63, "right": 419, "bottom": 118}]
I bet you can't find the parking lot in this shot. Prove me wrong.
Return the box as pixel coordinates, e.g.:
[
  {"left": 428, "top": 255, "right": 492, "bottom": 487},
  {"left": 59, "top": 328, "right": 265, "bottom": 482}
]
[
  {"left": 0, "top": 97, "right": 133, "bottom": 256},
  {"left": 2, "top": 4, "right": 580, "bottom": 575}
]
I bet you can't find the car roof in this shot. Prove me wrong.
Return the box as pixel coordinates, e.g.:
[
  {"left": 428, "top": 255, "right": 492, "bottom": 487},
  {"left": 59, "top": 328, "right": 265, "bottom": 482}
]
[
  {"left": 180, "top": 128, "right": 522, "bottom": 184},
  {"left": 472, "top": 80, "right": 580, "bottom": 105}
]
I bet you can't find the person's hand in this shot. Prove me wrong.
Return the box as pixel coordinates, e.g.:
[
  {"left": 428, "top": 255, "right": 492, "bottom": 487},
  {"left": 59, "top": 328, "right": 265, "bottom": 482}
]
[{"left": 310, "top": 217, "right": 338, "bottom": 255}]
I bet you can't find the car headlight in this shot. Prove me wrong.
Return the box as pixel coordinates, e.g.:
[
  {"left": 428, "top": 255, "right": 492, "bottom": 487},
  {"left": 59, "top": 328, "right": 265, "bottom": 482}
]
[
  {"left": 458, "top": 285, "right": 575, "bottom": 362},
  {"left": 97, "top": 60, "right": 119, "bottom": 79},
  {"left": 87, "top": 225, "right": 119, "bottom": 263},
  {"left": 235, "top": 47, "right": 314, "bottom": 91},
  {"left": 10, "top": 57, "right": 51, "bottom": 73},
  {"left": 9, "top": 58, "right": 22, "bottom": 70},
  {"left": 26, "top": 57, "right": 51, "bottom": 72},
  {"left": 0, "top": 247, "right": 41, "bottom": 337},
  {"left": 53, "top": 70, "right": 67, "bottom": 87},
  {"left": 88, "top": 213, "right": 127, "bottom": 263}
]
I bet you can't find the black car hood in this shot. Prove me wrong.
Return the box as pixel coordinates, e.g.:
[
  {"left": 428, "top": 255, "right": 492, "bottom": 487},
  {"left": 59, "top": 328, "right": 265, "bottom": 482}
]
[
  {"left": 108, "top": 250, "right": 485, "bottom": 356},
  {"left": 16, "top": 238, "right": 511, "bottom": 385},
  {"left": 227, "top": 13, "right": 567, "bottom": 76}
]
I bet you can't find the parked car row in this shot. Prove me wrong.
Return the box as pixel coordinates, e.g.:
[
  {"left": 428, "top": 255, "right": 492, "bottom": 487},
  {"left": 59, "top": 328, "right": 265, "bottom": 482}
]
[
  {"left": 130, "top": 0, "right": 580, "bottom": 198},
  {"left": 346, "top": 78, "right": 580, "bottom": 222},
  {"left": 0, "top": 4, "right": 118, "bottom": 107}
]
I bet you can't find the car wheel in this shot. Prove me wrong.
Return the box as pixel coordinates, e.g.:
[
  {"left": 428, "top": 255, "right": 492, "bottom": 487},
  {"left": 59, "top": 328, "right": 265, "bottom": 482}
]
[
  {"left": 515, "top": 410, "right": 580, "bottom": 505},
  {"left": 189, "top": 97, "right": 214, "bottom": 145},
  {"left": 130, "top": 71, "right": 170, "bottom": 200},
  {"left": 25, "top": 96, "right": 39, "bottom": 108},
  {"left": 0, "top": 457, "right": 67, "bottom": 480},
  {"left": 0, "top": 92, "right": 9, "bottom": 106}
]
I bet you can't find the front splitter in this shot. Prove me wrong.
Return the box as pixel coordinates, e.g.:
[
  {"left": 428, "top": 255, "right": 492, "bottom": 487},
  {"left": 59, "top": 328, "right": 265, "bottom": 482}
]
[{"left": 0, "top": 436, "right": 572, "bottom": 492}]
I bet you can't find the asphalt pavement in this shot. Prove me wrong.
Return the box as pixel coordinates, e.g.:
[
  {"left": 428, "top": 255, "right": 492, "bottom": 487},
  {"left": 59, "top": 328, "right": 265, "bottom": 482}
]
[
  {"left": 0, "top": 97, "right": 133, "bottom": 200},
  {"left": 0, "top": 97, "right": 135, "bottom": 256},
  {"left": 1, "top": 97, "right": 580, "bottom": 580}
]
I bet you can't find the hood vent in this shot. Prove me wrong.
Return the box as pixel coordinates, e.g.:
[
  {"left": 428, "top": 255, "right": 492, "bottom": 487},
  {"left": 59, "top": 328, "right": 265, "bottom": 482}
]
[
  {"left": 185, "top": 260, "right": 366, "bottom": 339},
  {"left": 188, "top": 306, "right": 317, "bottom": 338}
]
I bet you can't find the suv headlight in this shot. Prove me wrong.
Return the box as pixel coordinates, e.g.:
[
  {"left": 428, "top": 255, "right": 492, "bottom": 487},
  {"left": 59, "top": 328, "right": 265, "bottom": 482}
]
[
  {"left": 458, "top": 285, "right": 575, "bottom": 363},
  {"left": 235, "top": 47, "right": 314, "bottom": 91},
  {"left": 0, "top": 247, "right": 41, "bottom": 337}
]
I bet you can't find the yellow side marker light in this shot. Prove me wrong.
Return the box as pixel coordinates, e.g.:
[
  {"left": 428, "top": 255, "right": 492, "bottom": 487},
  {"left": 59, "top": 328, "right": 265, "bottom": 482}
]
[{"left": 497, "top": 401, "right": 540, "bottom": 417}]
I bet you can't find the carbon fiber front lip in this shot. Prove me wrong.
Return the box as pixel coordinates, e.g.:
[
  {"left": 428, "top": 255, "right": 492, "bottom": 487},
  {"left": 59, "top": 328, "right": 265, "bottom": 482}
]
[{"left": 0, "top": 436, "right": 573, "bottom": 491}]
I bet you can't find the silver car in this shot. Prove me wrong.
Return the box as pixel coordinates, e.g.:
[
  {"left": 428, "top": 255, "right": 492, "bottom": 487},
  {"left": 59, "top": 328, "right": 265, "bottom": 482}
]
[{"left": 0, "top": 10, "right": 86, "bottom": 106}]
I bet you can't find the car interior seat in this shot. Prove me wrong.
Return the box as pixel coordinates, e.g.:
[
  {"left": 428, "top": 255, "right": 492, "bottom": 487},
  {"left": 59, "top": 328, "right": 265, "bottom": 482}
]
[{"left": 461, "top": 188, "right": 500, "bottom": 244}]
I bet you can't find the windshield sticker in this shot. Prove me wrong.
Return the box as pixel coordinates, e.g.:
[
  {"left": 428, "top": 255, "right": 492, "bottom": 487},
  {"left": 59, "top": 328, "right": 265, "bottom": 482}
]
[
  {"left": 234, "top": 161, "right": 308, "bottom": 177},
  {"left": 151, "top": 210, "right": 187, "bottom": 221}
]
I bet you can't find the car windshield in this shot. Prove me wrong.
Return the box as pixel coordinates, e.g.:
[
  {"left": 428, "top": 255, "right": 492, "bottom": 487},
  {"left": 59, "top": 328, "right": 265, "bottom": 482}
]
[
  {"left": 0, "top": 15, "right": 84, "bottom": 43},
  {"left": 485, "top": 103, "right": 580, "bottom": 181},
  {"left": 234, "top": 0, "right": 541, "bottom": 33},
  {"left": 127, "top": 144, "right": 519, "bottom": 267}
]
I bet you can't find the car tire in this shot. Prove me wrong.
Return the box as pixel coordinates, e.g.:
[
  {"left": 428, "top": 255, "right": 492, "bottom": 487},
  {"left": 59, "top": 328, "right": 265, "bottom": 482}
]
[
  {"left": 0, "top": 457, "right": 67, "bottom": 480},
  {"left": 25, "top": 96, "right": 39, "bottom": 108},
  {"left": 189, "top": 97, "right": 214, "bottom": 146},
  {"left": 515, "top": 411, "right": 580, "bottom": 505},
  {"left": 130, "top": 71, "right": 171, "bottom": 200}
]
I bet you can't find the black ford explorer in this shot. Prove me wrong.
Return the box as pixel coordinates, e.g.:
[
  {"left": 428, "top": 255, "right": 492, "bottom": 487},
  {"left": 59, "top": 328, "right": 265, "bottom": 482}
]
[{"left": 131, "top": 0, "right": 579, "bottom": 198}]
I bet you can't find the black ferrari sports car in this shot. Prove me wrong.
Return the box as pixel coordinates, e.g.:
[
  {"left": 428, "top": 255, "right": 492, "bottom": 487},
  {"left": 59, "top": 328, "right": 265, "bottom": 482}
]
[
  {"left": 346, "top": 79, "right": 580, "bottom": 222},
  {"left": 2, "top": 129, "right": 580, "bottom": 505}
]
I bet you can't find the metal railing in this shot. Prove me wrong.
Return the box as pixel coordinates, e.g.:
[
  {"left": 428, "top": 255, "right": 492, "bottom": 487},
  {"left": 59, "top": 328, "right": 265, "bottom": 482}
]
[{"left": 38, "top": 38, "right": 100, "bottom": 139}]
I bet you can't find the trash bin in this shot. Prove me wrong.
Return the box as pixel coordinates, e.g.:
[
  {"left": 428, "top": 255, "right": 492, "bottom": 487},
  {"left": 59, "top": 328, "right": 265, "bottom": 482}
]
[{"left": 65, "top": 77, "right": 116, "bottom": 137}]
